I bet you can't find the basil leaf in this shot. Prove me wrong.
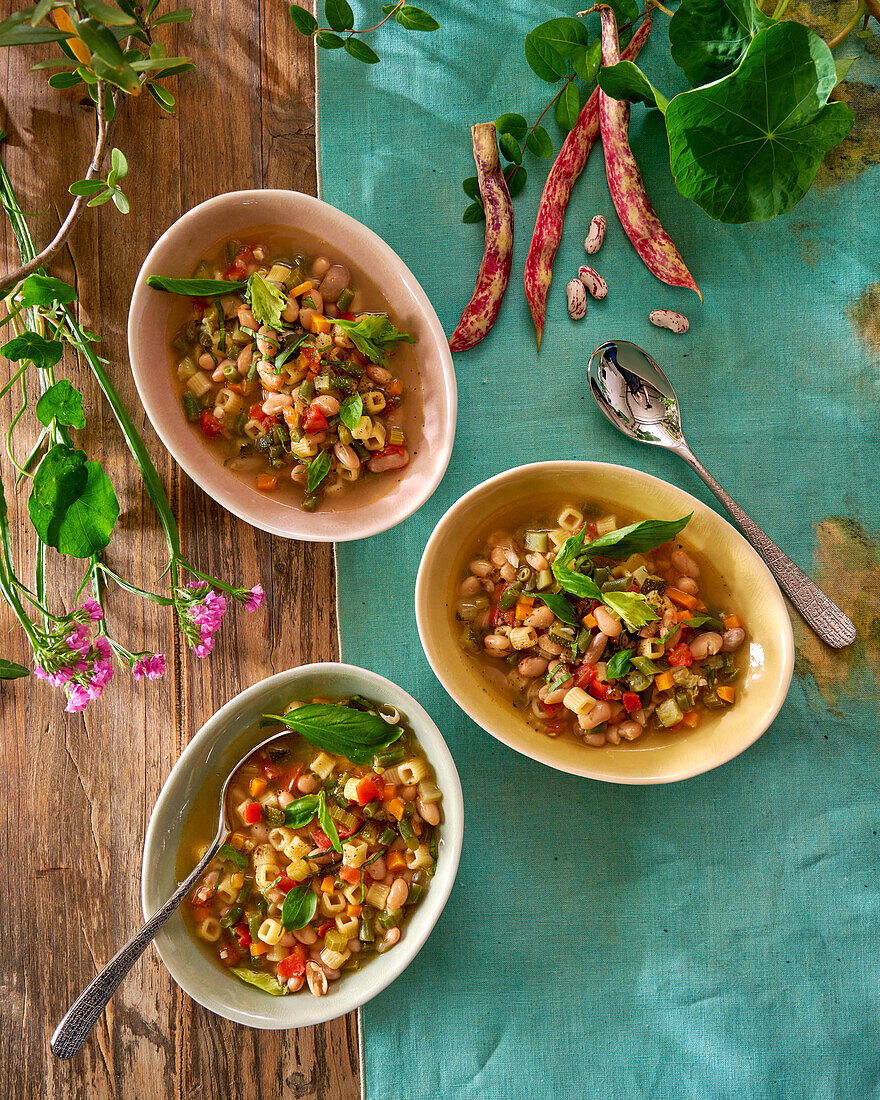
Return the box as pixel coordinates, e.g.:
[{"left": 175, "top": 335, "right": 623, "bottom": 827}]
[
  {"left": 317, "top": 789, "right": 342, "bottom": 853},
  {"left": 0, "top": 659, "right": 29, "bottom": 680},
  {"left": 229, "top": 967, "right": 287, "bottom": 995},
  {"left": 333, "top": 314, "right": 415, "bottom": 364},
  {"left": 275, "top": 333, "right": 311, "bottom": 370},
  {"left": 605, "top": 649, "right": 632, "bottom": 680},
  {"left": 659, "top": 614, "right": 720, "bottom": 644},
  {"left": 289, "top": 3, "right": 318, "bottom": 35},
  {"left": 307, "top": 451, "right": 331, "bottom": 494},
  {"left": 36, "top": 380, "right": 86, "bottom": 429},
  {"left": 601, "top": 591, "right": 659, "bottom": 630},
  {"left": 339, "top": 393, "right": 363, "bottom": 432},
  {"left": 284, "top": 794, "right": 320, "bottom": 828},
  {"left": 552, "top": 565, "right": 601, "bottom": 600},
  {"left": 218, "top": 843, "right": 248, "bottom": 869},
  {"left": 147, "top": 275, "right": 247, "bottom": 296},
  {"left": 281, "top": 883, "right": 318, "bottom": 930},
  {"left": 536, "top": 592, "right": 579, "bottom": 627},
  {"left": 265, "top": 703, "right": 403, "bottom": 765},
  {"left": 669, "top": 0, "right": 773, "bottom": 88},
  {"left": 583, "top": 515, "right": 693, "bottom": 559},
  {"left": 2, "top": 332, "right": 64, "bottom": 370},
  {"left": 245, "top": 272, "right": 287, "bottom": 330},
  {"left": 554, "top": 526, "right": 586, "bottom": 568}
]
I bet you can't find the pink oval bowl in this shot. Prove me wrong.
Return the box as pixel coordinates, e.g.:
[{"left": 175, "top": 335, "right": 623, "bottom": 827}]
[{"left": 128, "top": 190, "right": 456, "bottom": 542}]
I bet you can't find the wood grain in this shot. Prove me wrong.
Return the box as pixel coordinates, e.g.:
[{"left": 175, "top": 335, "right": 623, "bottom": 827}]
[{"left": 0, "top": 3, "right": 361, "bottom": 1097}]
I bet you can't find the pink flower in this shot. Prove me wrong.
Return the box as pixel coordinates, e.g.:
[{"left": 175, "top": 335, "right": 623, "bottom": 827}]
[
  {"left": 80, "top": 599, "right": 103, "bottom": 622},
  {"left": 245, "top": 583, "right": 265, "bottom": 612},
  {"left": 94, "top": 636, "right": 112, "bottom": 659},
  {"left": 65, "top": 625, "right": 89, "bottom": 652},
  {"left": 132, "top": 654, "right": 166, "bottom": 681},
  {"left": 65, "top": 685, "right": 91, "bottom": 713},
  {"left": 193, "top": 634, "right": 215, "bottom": 658},
  {"left": 48, "top": 666, "right": 76, "bottom": 688}
]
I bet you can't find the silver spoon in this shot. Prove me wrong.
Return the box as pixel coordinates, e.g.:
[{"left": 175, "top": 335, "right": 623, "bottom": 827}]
[
  {"left": 51, "top": 728, "right": 291, "bottom": 1059},
  {"left": 587, "top": 339, "right": 855, "bottom": 649}
]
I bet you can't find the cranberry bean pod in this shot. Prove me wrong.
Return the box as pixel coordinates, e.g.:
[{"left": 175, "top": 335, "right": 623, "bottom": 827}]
[
  {"left": 448, "top": 123, "right": 514, "bottom": 352},
  {"left": 523, "top": 14, "right": 653, "bottom": 348},
  {"left": 597, "top": 6, "right": 701, "bottom": 300}
]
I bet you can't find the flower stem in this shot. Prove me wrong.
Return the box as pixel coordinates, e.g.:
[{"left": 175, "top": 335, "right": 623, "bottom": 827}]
[{"left": 827, "top": 0, "right": 868, "bottom": 47}]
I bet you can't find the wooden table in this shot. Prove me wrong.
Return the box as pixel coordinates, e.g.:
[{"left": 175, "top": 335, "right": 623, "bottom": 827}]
[{"left": 0, "top": 4, "right": 361, "bottom": 1096}]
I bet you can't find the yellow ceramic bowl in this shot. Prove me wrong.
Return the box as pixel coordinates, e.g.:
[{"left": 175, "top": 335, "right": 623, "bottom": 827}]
[{"left": 415, "top": 461, "right": 795, "bottom": 784}]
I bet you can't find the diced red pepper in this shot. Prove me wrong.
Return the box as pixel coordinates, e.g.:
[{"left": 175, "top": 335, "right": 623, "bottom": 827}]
[
  {"left": 584, "top": 522, "right": 598, "bottom": 540},
  {"left": 277, "top": 947, "right": 307, "bottom": 980},
  {"left": 200, "top": 410, "right": 222, "bottom": 438},
  {"left": 339, "top": 864, "right": 361, "bottom": 885},
  {"left": 588, "top": 679, "right": 610, "bottom": 700},
  {"left": 377, "top": 443, "right": 406, "bottom": 459},
  {"left": 573, "top": 663, "right": 597, "bottom": 689},
  {"left": 336, "top": 822, "right": 360, "bottom": 839},
  {"left": 667, "top": 642, "right": 694, "bottom": 667},
  {"left": 622, "top": 691, "right": 642, "bottom": 713},
  {"left": 276, "top": 874, "right": 295, "bottom": 894},
  {"left": 218, "top": 942, "right": 240, "bottom": 967},
  {"left": 235, "top": 922, "right": 252, "bottom": 948},
  {"left": 243, "top": 801, "right": 262, "bottom": 825},
  {"left": 355, "top": 776, "right": 381, "bottom": 806},
  {"left": 302, "top": 404, "right": 329, "bottom": 433},
  {"left": 222, "top": 244, "right": 255, "bottom": 281},
  {"left": 384, "top": 397, "right": 399, "bottom": 413},
  {"left": 338, "top": 310, "right": 356, "bottom": 322},
  {"left": 310, "top": 828, "right": 332, "bottom": 851},
  {"left": 262, "top": 761, "right": 282, "bottom": 781},
  {"left": 318, "top": 920, "right": 333, "bottom": 939}
]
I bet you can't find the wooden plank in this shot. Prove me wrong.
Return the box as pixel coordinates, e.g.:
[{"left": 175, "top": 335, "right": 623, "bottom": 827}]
[{"left": 0, "top": 2, "right": 360, "bottom": 1097}]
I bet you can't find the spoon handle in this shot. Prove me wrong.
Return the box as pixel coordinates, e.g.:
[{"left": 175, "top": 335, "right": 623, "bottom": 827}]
[
  {"left": 50, "top": 833, "right": 225, "bottom": 1060},
  {"left": 677, "top": 446, "right": 856, "bottom": 649}
]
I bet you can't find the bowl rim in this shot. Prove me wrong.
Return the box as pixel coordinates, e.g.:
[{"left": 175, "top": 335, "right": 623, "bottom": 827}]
[
  {"left": 141, "top": 662, "right": 464, "bottom": 1028},
  {"left": 127, "top": 188, "right": 457, "bottom": 543},
  {"left": 415, "top": 459, "right": 796, "bottom": 785}
]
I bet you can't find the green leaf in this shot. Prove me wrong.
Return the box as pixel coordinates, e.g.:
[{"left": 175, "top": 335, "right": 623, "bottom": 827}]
[
  {"left": 284, "top": 794, "right": 320, "bottom": 828},
  {"left": 503, "top": 163, "right": 527, "bottom": 197},
  {"left": 524, "top": 31, "right": 566, "bottom": 83},
  {"left": 528, "top": 17, "right": 588, "bottom": 58},
  {"left": 461, "top": 176, "right": 480, "bottom": 200},
  {"left": 218, "top": 843, "right": 248, "bottom": 869},
  {"left": 344, "top": 38, "right": 380, "bottom": 64},
  {"left": 18, "top": 273, "right": 76, "bottom": 306},
  {"left": 834, "top": 56, "right": 858, "bottom": 85},
  {"left": 317, "top": 789, "right": 342, "bottom": 852},
  {"left": 147, "top": 275, "right": 248, "bottom": 296},
  {"left": 536, "top": 592, "right": 578, "bottom": 627},
  {"left": 48, "top": 71, "right": 83, "bottom": 89},
  {"left": 572, "top": 37, "right": 601, "bottom": 83},
  {"left": 229, "top": 968, "right": 286, "bottom": 995},
  {"left": 74, "top": 16, "right": 126, "bottom": 68},
  {"left": 245, "top": 271, "right": 287, "bottom": 330},
  {"left": 325, "top": 0, "right": 354, "bottom": 31},
  {"left": 526, "top": 125, "right": 553, "bottom": 159},
  {"left": 395, "top": 5, "right": 440, "bottom": 31},
  {"left": 274, "top": 332, "right": 312, "bottom": 370},
  {"left": 30, "top": 0, "right": 55, "bottom": 26},
  {"left": 554, "top": 82, "right": 580, "bottom": 132},
  {"left": 605, "top": 649, "right": 632, "bottom": 680},
  {"left": 498, "top": 132, "right": 522, "bottom": 165},
  {"left": 605, "top": 0, "right": 639, "bottom": 25},
  {"left": 2, "top": 332, "right": 63, "bottom": 370},
  {"left": 0, "top": 24, "right": 68, "bottom": 47},
  {"left": 316, "top": 30, "right": 345, "bottom": 48},
  {"left": 147, "top": 82, "right": 175, "bottom": 110},
  {"left": 112, "top": 189, "right": 130, "bottom": 214},
  {"left": 36, "top": 380, "right": 86, "bottom": 429},
  {"left": 0, "top": 659, "right": 29, "bottom": 680},
  {"left": 666, "top": 22, "right": 855, "bottom": 223},
  {"left": 281, "top": 884, "right": 318, "bottom": 931},
  {"left": 552, "top": 564, "right": 602, "bottom": 600},
  {"left": 462, "top": 200, "right": 485, "bottom": 223},
  {"left": 659, "top": 614, "right": 719, "bottom": 644},
  {"left": 153, "top": 8, "right": 194, "bottom": 25},
  {"left": 30, "top": 447, "right": 118, "bottom": 558},
  {"left": 69, "top": 178, "right": 106, "bottom": 196},
  {"left": 289, "top": 3, "right": 317, "bottom": 34},
  {"left": 495, "top": 112, "right": 528, "bottom": 141},
  {"left": 669, "top": 0, "right": 773, "bottom": 88},
  {"left": 332, "top": 314, "right": 415, "bottom": 363},
  {"left": 86, "top": 191, "right": 114, "bottom": 208},
  {"left": 265, "top": 703, "right": 403, "bottom": 765},
  {"left": 597, "top": 61, "right": 668, "bottom": 113},
  {"left": 339, "top": 392, "right": 363, "bottom": 432},
  {"left": 583, "top": 515, "right": 692, "bottom": 559},
  {"left": 78, "top": 0, "right": 137, "bottom": 25},
  {"left": 601, "top": 591, "right": 659, "bottom": 630},
  {"left": 111, "top": 147, "right": 128, "bottom": 178},
  {"left": 307, "top": 450, "right": 331, "bottom": 494}
]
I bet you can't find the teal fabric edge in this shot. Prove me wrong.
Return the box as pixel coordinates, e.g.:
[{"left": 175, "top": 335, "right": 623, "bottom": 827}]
[{"left": 317, "top": 4, "right": 880, "bottom": 1097}]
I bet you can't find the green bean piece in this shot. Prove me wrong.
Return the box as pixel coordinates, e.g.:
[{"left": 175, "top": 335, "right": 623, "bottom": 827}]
[
  {"left": 407, "top": 882, "right": 424, "bottom": 905},
  {"left": 361, "top": 802, "right": 378, "bottom": 818},
  {"left": 247, "top": 913, "right": 262, "bottom": 940},
  {"left": 373, "top": 745, "right": 405, "bottom": 769},
  {"left": 225, "top": 239, "right": 239, "bottom": 263},
  {"left": 498, "top": 582, "right": 522, "bottom": 610},
  {"left": 353, "top": 441, "right": 370, "bottom": 460},
  {"left": 674, "top": 689, "right": 693, "bottom": 713},
  {"left": 631, "top": 656, "right": 661, "bottom": 677},
  {"left": 301, "top": 495, "right": 318, "bottom": 512},
  {"left": 223, "top": 363, "right": 241, "bottom": 382},
  {"left": 234, "top": 411, "right": 247, "bottom": 433},
  {"left": 336, "top": 286, "right": 354, "bottom": 311},
  {"left": 601, "top": 577, "right": 631, "bottom": 593},
  {"left": 220, "top": 906, "right": 243, "bottom": 929},
  {"left": 264, "top": 805, "right": 284, "bottom": 827},
  {"left": 299, "top": 378, "right": 315, "bottom": 402},
  {"left": 182, "top": 393, "right": 200, "bottom": 421},
  {"left": 592, "top": 567, "right": 611, "bottom": 588},
  {"left": 398, "top": 817, "right": 419, "bottom": 850},
  {"left": 236, "top": 879, "right": 253, "bottom": 905},
  {"left": 378, "top": 827, "right": 397, "bottom": 847},
  {"left": 627, "top": 669, "right": 652, "bottom": 692},
  {"left": 524, "top": 530, "right": 549, "bottom": 552},
  {"left": 359, "top": 918, "right": 375, "bottom": 943},
  {"left": 517, "top": 566, "right": 534, "bottom": 587},
  {"left": 198, "top": 391, "right": 214, "bottom": 409}
]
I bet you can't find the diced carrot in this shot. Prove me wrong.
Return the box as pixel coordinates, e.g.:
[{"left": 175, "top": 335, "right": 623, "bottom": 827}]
[
  {"left": 386, "top": 850, "right": 407, "bottom": 872},
  {"left": 677, "top": 609, "right": 694, "bottom": 622},
  {"left": 582, "top": 612, "right": 598, "bottom": 629},
  {"left": 256, "top": 474, "right": 278, "bottom": 492},
  {"left": 654, "top": 671, "right": 674, "bottom": 692},
  {"left": 723, "top": 615, "right": 742, "bottom": 630},
  {"left": 249, "top": 776, "right": 267, "bottom": 798},
  {"left": 309, "top": 313, "right": 332, "bottom": 335},
  {"left": 250, "top": 942, "right": 268, "bottom": 957},
  {"left": 346, "top": 903, "right": 363, "bottom": 918},
  {"left": 514, "top": 597, "right": 534, "bottom": 620},
  {"left": 682, "top": 711, "right": 700, "bottom": 728},
  {"left": 339, "top": 865, "right": 361, "bottom": 885},
  {"left": 289, "top": 280, "right": 312, "bottom": 297},
  {"left": 385, "top": 379, "right": 403, "bottom": 396},
  {"left": 387, "top": 798, "right": 405, "bottom": 821},
  {"left": 666, "top": 587, "right": 700, "bottom": 610},
  {"left": 717, "top": 685, "right": 736, "bottom": 704},
  {"left": 381, "top": 782, "right": 398, "bottom": 801},
  {"left": 320, "top": 875, "right": 335, "bottom": 893}
]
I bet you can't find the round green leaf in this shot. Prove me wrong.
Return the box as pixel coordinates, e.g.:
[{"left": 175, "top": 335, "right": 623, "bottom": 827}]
[
  {"left": 503, "top": 163, "right": 527, "bottom": 197},
  {"left": 526, "top": 125, "right": 553, "bottom": 159},
  {"left": 35, "top": 380, "right": 86, "bottom": 430},
  {"left": 554, "top": 82, "right": 580, "bottom": 132},
  {"left": 495, "top": 112, "right": 528, "bottom": 142},
  {"left": 597, "top": 61, "right": 668, "bottom": 112},
  {"left": 395, "top": 5, "right": 440, "bottom": 31},
  {"left": 462, "top": 175, "right": 480, "bottom": 199},
  {"left": 1, "top": 332, "right": 64, "bottom": 370},
  {"left": 18, "top": 274, "right": 77, "bottom": 307},
  {"left": 528, "top": 17, "right": 588, "bottom": 57},
  {"left": 669, "top": 0, "right": 773, "bottom": 88},
  {"left": 316, "top": 30, "right": 345, "bottom": 48},
  {"left": 289, "top": 3, "right": 318, "bottom": 35},
  {"left": 498, "top": 132, "right": 522, "bottom": 165},
  {"left": 524, "top": 32, "right": 566, "bottom": 83},
  {"left": 325, "top": 0, "right": 354, "bottom": 31},
  {"left": 462, "top": 201, "right": 485, "bottom": 223},
  {"left": 344, "top": 38, "right": 380, "bottom": 64}
]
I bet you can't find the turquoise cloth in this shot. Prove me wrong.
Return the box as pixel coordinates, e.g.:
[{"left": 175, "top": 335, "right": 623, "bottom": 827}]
[{"left": 320, "top": 4, "right": 880, "bottom": 1096}]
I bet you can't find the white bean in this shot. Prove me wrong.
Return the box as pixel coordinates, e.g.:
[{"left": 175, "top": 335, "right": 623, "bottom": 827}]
[
  {"left": 460, "top": 575, "right": 482, "bottom": 596},
  {"left": 525, "top": 605, "right": 555, "bottom": 629},
  {"left": 594, "top": 606, "right": 622, "bottom": 639},
  {"left": 671, "top": 549, "right": 700, "bottom": 578},
  {"left": 366, "top": 364, "right": 391, "bottom": 384},
  {"left": 484, "top": 634, "right": 511, "bottom": 655},
  {"left": 469, "top": 559, "right": 494, "bottom": 578},
  {"left": 334, "top": 442, "right": 361, "bottom": 471},
  {"left": 526, "top": 552, "right": 549, "bottom": 571},
  {"left": 675, "top": 576, "right": 699, "bottom": 595},
  {"left": 293, "top": 926, "right": 317, "bottom": 945},
  {"left": 690, "top": 632, "right": 723, "bottom": 660},
  {"left": 262, "top": 392, "right": 293, "bottom": 415},
  {"left": 386, "top": 878, "right": 409, "bottom": 910},
  {"left": 199, "top": 352, "right": 216, "bottom": 371},
  {"left": 618, "top": 720, "right": 643, "bottom": 741},
  {"left": 578, "top": 701, "right": 612, "bottom": 730},
  {"left": 384, "top": 927, "right": 401, "bottom": 947},
  {"left": 310, "top": 256, "right": 331, "bottom": 278},
  {"left": 722, "top": 627, "right": 745, "bottom": 652},
  {"left": 368, "top": 449, "right": 409, "bottom": 473},
  {"left": 319, "top": 264, "right": 350, "bottom": 303},
  {"left": 416, "top": 797, "right": 440, "bottom": 826},
  {"left": 518, "top": 656, "right": 548, "bottom": 678},
  {"left": 368, "top": 857, "right": 386, "bottom": 880},
  {"left": 257, "top": 326, "right": 279, "bottom": 357},
  {"left": 313, "top": 394, "right": 340, "bottom": 416},
  {"left": 296, "top": 773, "right": 318, "bottom": 794},
  {"left": 282, "top": 296, "right": 299, "bottom": 324},
  {"left": 237, "top": 304, "right": 256, "bottom": 328},
  {"left": 237, "top": 343, "right": 254, "bottom": 373}
]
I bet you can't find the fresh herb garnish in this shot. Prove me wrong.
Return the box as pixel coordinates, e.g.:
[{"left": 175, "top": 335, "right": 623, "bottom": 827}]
[
  {"left": 146, "top": 275, "right": 248, "bottom": 296},
  {"left": 274, "top": 333, "right": 312, "bottom": 371},
  {"left": 605, "top": 649, "right": 633, "bottom": 680},
  {"left": 218, "top": 843, "right": 248, "bottom": 869},
  {"left": 339, "top": 393, "right": 364, "bottom": 432},
  {"left": 264, "top": 702, "right": 403, "bottom": 765},
  {"left": 332, "top": 314, "right": 416, "bottom": 364},
  {"left": 284, "top": 793, "right": 320, "bottom": 828},
  {"left": 601, "top": 590, "right": 659, "bottom": 630},
  {"left": 281, "top": 883, "right": 319, "bottom": 931},
  {"left": 581, "top": 515, "right": 692, "bottom": 560},
  {"left": 317, "top": 789, "right": 343, "bottom": 853},
  {"left": 551, "top": 527, "right": 602, "bottom": 600},
  {"left": 659, "top": 614, "right": 721, "bottom": 644},
  {"left": 536, "top": 591, "right": 579, "bottom": 626},
  {"left": 307, "top": 451, "right": 332, "bottom": 494},
  {"left": 245, "top": 272, "right": 287, "bottom": 330}
]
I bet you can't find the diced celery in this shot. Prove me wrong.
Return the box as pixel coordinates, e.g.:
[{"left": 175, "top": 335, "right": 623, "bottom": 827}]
[
  {"left": 524, "top": 530, "right": 549, "bottom": 552},
  {"left": 631, "top": 656, "right": 661, "bottom": 677},
  {"left": 535, "top": 569, "right": 553, "bottom": 590},
  {"left": 656, "top": 698, "right": 684, "bottom": 727}
]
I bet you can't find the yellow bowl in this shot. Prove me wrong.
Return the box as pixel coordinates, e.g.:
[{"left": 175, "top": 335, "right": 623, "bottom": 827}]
[{"left": 415, "top": 461, "right": 795, "bottom": 784}]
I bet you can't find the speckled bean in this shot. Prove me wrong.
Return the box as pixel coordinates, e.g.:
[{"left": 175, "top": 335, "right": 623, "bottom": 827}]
[
  {"left": 649, "top": 309, "right": 689, "bottom": 333},
  {"left": 584, "top": 214, "right": 607, "bottom": 254},
  {"left": 567, "top": 278, "right": 587, "bottom": 320},
  {"left": 722, "top": 627, "right": 745, "bottom": 652},
  {"left": 595, "top": 606, "right": 622, "bottom": 638},
  {"left": 578, "top": 265, "right": 608, "bottom": 299},
  {"left": 671, "top": 549, "right": 700, "bottom": 578}
]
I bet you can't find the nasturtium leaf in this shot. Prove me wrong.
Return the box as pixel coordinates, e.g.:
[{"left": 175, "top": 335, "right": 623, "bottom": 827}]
[
  {"left": 289, "top": 3, "right": 318, "bottom": 35},
  {"left": 36, "top": 380, "right": 86, "bottom": 429},
  {"left": 462, "top": 200, "right": 485, "bottom": 223},
  {"left": 339, "top": 393, "right": 363, "bottom": 432},
  {"left": 0, "top": 659, "right": 29, "bottom": 680},
  {"left": 605, "top": 0, "right": 639, "bottom": 26},
  {"left": 495, "top": 112, "right": 528, "bottom": 141},
  {"left": 316, "top": 30, "right": 345, "bottom": 48},
  {"left": 601, "top": 590, "right": 659, "bottom": 630},
  {"left": 526, "top": 125, "right": 553, "bottom": 159},
  {"left": 536, "top": 592, "right": 579, "bottom": 627},
  {"left": 344, "top": 37, "right": 380, "bottom": 64},
  {"left": 325, "top": 0, "right": 354, "bottom": 32},
  {"left": 597, "top": 61, "right": 668, "bottom": 112},
  {"left": 529, "top": 16, "right": 588, "bottom": 58},
  {"left": 18, "top": 273, "right": 77, "bottom": 307},
  {"left": 572, "top": 37, "right": 601, "bottom": 83},
  {"left": 462, "top": 176, "right": 480, "bottom": 199},
  {"left": 28, "top": 445, "right": 87, "bottom": 547},
  {"left": 503, "top": 163, "right": 527, "bottom": 197},
  {"left": 281, "top": 884, "right": 318, "bottom": 931},
  {"left": 306, "top": 450, "right": 331, "bottom": 494},
  {"left": 498, "top": 132, "right": 522, "bottom": 165},
  {"left": 265, "top": 703, "right": 403, "bottom": 765},
  {"left": 669, "top": 0, "right": 773, "bottom": 88},
  {"left": 554, "top": 82, "right": 580, "bottom": 132},
  {"left": 396, "top": 5, "right": 440, "bottom": 31},
  {"left": 666, "top": 22, "right": 855, "bottom": 223},
  {"left": 2, "top": 332, "right": 64, "bottom": 370},
  {"left": 230, "top": 968, "right": 286, "bottom": 995}
]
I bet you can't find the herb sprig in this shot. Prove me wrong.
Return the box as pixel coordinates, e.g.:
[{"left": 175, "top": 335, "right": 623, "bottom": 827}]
[{"left": 290, "top": 1, "right": 440, "bottom": 66}]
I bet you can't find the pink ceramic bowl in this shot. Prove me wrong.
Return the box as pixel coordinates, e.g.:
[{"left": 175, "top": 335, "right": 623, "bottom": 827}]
[{"left": 128, "top": 190, "right": 456, "bottom": 542}]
